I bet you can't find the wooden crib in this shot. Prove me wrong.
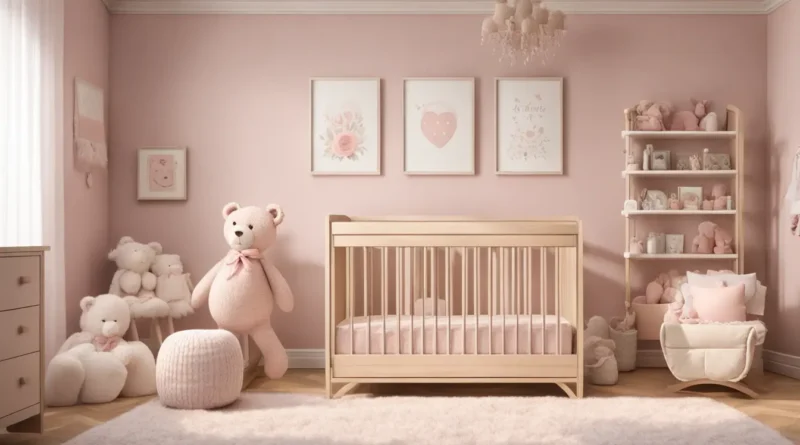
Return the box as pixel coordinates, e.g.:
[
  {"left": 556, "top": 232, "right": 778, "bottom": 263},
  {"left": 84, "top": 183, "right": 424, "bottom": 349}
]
[{"left": 325, "top": 216, "right": 584, "bottom": 398}]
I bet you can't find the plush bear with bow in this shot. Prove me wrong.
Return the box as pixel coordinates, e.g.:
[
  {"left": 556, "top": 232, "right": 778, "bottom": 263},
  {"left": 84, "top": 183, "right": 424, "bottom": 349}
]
[
  {"left": 45, "top": 294, "right": 156, "bottom": 406},
  {"left": 191, "top": 202, "right": 294, "bottom": 379}
]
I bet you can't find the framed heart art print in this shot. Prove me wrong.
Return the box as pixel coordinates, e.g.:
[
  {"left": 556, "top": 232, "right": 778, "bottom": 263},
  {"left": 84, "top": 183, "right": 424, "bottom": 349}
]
[{"left": 403, "top": 78, "right": 475, "bottom": 175}]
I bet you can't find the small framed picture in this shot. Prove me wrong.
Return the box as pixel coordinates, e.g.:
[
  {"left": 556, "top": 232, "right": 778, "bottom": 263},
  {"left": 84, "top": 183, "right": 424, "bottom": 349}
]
[
  {"left": 666, "top": 234, "right": 685, "bottom": 254},
  {"left": 651, "top": 150, "right": 671, "bottom": 170},
  {"left": 678, "top": 186, "right": 703, "bottom": 210},
  {"left": 138, "top": 147, "right": 187, "bottom": 200},
  {"left": 702, "top": 150, "right": 731, "bottom": 170},
  {"left": 675, "top": 154, "right": 691, "bottom": 170}
]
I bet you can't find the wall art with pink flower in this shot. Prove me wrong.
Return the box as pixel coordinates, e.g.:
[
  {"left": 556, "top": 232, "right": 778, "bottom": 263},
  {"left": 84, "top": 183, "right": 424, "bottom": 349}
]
[
  {"left": 403, "top": 78, "right": 475, "bottom": 175},
  {"left": 137, "top": 147, "right": 187, "bottom": 200},
  {"left": 310, "top": 78, "right": 381, "bottom": 175},
  {"left": 495, "top": 78, "right": 563, "bottom": 175}
]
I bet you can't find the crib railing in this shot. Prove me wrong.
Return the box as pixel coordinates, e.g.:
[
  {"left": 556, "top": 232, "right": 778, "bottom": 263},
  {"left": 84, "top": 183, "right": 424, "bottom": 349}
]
[{"left": 326, "top": 217, "right": 584, "bottom": 385}]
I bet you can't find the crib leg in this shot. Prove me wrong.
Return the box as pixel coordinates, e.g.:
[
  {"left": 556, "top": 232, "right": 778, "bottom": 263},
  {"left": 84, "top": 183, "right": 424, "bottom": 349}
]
[
  {"left": 331, "top": 382, "right": 360, "bottom": 399},
  {"left": 556, "top": 383, "right": 579, "bottom": 399}
]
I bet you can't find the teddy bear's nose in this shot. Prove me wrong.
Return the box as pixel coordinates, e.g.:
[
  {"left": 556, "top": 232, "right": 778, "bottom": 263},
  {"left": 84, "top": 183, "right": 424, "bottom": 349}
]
[{"left": 235, "top": 230, "right": 243, "bottom": 237}]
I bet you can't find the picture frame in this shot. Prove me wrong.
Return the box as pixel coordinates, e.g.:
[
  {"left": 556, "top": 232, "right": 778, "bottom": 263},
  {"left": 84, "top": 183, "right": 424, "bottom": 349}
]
[
  {"left": 137, "top": 147, "right": 187, "bottom": 201},
  {"left": 666, "top": 234, "right": 685, "bottom": 254},
  {"left": 675, "top": 154, "right": 691, "bottom": 171},
  {"left": 702, "top": 151, "right": 731, "bottom": 171},
  {"left": 403, "top": 78, "right": 475, "bottom": 175},
  {"left": 310, "top": 78, "right": 381, "bottom": 175},
  {"left": 640, "top": 189, "right": 667, "bottom": 211},
  {"left": 678, "top": 186, "right": 703, "bottom": 210},
  {"left": 495, "top": 77, "right": 564, "bottom": 175},
  {"left": 651, "top": 150, "right": 671, "bottom": 170}
]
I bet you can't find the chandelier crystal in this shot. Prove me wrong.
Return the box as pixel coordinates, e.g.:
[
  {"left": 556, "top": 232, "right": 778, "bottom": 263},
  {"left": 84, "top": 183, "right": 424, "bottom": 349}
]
[{"left": 481, "top": 0, "right": 566, "bottom": 65}]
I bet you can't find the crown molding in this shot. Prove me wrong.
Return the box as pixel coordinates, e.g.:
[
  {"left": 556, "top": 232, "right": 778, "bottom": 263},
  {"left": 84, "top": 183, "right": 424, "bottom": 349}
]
[{"left": 103, "top": 0, "right": 783, "bottom": 15}]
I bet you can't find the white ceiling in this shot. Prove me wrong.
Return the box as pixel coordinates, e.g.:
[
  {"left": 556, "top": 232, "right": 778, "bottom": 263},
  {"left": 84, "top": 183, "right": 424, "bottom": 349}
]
[{"left": 102, "top": 0, "right": 790, "bottom": 14}]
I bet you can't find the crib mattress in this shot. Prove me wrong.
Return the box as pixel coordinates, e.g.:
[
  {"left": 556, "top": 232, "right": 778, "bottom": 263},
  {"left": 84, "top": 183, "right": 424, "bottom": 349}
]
[{"left": 335, "top": 315, "right": 574, "bottom": 355}]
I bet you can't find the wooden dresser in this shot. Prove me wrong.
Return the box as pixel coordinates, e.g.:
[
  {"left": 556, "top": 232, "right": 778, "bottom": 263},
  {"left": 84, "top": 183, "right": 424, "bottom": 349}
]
[{"left": 0, "top": 246, "right": 48, "bottom": 434}]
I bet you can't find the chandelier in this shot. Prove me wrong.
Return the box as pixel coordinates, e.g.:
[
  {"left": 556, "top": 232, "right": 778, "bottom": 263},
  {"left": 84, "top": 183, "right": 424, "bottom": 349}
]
[{"left": 481, "top": 0, "right": 566, "bottom": 65}]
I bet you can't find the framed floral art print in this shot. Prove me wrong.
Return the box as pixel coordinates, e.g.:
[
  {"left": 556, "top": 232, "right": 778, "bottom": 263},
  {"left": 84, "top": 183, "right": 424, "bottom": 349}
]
[
  {"left": 137, "top": 146, "right": 187, "bottom": 200},
  {"left": 310, "top": 78, "right": 381, "bottom": 175},
  {"left": 495, "top": 77, "right": 563, "bottom": 175}
]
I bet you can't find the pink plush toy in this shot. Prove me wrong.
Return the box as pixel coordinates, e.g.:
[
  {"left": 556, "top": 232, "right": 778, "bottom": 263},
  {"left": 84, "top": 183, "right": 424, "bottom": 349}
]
[
  {"left": 634, "top": 100, "right": 672, "bottom": 131},
  {"left": 191, "top": 202, "right": 294, "bottom": 379},
  {"left": 692, "top": 221, "right": 717, "bottom": 254},
  {"left": 669, "top": 99, "right": 708, "bottom": 131},
  {"left": 711, "top": 183, "right": 728, "bottom": 210},
  {"left": 714, "top": 226, "right": 734, "bottom": 254}
]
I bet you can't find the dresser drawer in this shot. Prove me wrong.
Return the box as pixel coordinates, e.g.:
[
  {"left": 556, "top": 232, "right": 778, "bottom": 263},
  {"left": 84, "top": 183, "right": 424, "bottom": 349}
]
[
  {"left": 0, "top": 256, "right": 40, "bottom": 311},
  {"left": 0, "top": 306, "right": 39, "bottom": 361},
  {"left": 0, "top": 353, "right": 40, "bottom": 418}
]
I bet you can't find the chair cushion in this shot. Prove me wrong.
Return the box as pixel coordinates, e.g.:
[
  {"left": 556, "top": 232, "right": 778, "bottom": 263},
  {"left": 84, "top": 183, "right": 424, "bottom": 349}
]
[
  {"left": 691, "top": 283, "right": 746, "bottom": 322},
  {"left": 156, "top": 329, "right": 243, "bottom": 409}
]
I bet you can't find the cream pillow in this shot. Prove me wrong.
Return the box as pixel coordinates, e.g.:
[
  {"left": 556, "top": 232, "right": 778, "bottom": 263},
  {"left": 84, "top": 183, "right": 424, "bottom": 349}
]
[
  {"left": 688, "top": 271, "right": 757, "bottom": 301},
  {"left": 691, "top": 283, "right": 746, "bottom": 322}
]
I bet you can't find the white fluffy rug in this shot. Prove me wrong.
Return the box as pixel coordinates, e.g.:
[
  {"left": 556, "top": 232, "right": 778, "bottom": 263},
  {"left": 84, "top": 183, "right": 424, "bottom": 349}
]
[{"left": 64, "top": 393, "right": 791, "bottom": 445}]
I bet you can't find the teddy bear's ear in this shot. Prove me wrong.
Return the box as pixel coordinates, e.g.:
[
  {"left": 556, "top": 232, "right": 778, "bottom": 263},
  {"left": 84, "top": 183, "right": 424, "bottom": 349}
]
[
  {"left": 108, "top": 248, "right": 118, "bottom": 261},
  {"left": 80, "top": 296, "right": 95, "bottom": 312},
  {"left": 118, "top": 236, "right": 134, "bottom": 246},
  {"left": 222, "top": 202, "right": 240, "bottom": 219},
  {"left": 148, "top": 242, "right": 163, "bottom": 254},
  {"left": 266, "top": 204, "right": 284, "bottom": 226}
]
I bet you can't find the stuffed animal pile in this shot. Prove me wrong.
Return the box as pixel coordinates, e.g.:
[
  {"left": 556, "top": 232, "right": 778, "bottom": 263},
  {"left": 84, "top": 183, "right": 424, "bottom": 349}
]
[
  {"left": 108, "top": 236, "right": 194, "bottom": 321},
  {"left": 692, "top": 221, "right": 733, "bottom": 254},
  {"left": 45, "top": 294, "right": 157, "bottom": 406},
  {"left": 632, "top": 98, "right": 721, "bottom": 132}
]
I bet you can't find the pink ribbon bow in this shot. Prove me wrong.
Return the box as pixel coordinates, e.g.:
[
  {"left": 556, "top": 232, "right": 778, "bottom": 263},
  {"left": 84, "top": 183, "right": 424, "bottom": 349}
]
[
  {"left": 92, "top": 335, "right": 121, "bottom": 352},
  {"left": 224, "top": 248, "right": 263, "bottom": 279}
]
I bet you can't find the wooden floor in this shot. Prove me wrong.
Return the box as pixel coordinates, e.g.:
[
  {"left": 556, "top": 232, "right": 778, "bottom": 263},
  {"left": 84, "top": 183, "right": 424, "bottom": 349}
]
[{"left": 3, "top": 368, "right": 799, "bottom": 444}]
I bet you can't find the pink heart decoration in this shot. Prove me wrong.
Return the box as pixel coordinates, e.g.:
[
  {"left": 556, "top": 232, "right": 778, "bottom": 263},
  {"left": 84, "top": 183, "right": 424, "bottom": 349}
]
[{"left": 420, "top": 111, "right": 457, "bottom": 148}]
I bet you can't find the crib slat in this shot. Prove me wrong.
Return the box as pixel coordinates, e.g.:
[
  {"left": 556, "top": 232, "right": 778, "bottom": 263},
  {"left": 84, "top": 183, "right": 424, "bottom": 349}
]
[
  {"left": 433, "top": 248, "right": 438, "bottom": 355},
  {"left": 541, "top": 247, "right": 547, "bottom": 355},
  {"left": 396, "top": 247, "right": 401, "bottom": 355},
  {"left": 411, "top": 248, "right": 415, "bottom": 355},
  {"left": 364, "top": 247, "right": 370, "bottom": 355},
  {"left": 423, "top": 247, "right": 427, "bottom": 354},
  {"left": 513, "top": 248, "right": 519, "bottom": 354},
  {"left": 501, "top": 248, "right": 506, "bottom": 354},
  {"left": 528, "top": 247, "right": 533, "bottom": 355},
  {"left": 461, "top": 247, "right": 466, "bottom": 355},
  {"left": 446, "top": 247, "right": 451, "bottom": 355},
  {"left": 555, "top": 248, "right": 561, "bottom": 355},
  {"left": 473, "top": 247, "right": 479, "bottom": 355},
  {"left": 382, "top": 247, "right": 388, "bottom": 355},
  {"left": 348, "top": 247, "right": 354, "bottom": 355},
  {"left": 490, "top": 248, "right": 495, "bottom": 355}
]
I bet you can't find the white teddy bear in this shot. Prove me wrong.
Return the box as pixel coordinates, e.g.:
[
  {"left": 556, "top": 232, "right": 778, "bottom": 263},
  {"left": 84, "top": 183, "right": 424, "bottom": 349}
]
[
  {"left": 45, "top": 294, "right": 157, "bottom": 406},
  {"left": 152, "top": 253, "right": 194, "bottom": 319},
  {"left": 108, "top": 236, "right": 170, "bottom": 319}
]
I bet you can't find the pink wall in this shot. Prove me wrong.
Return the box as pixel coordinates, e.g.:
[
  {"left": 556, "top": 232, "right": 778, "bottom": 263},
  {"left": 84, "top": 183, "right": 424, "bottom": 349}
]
[
  {"left": 109, "top": 14, "right": 767, "bottom": 349},
  {"left": 767, "top": 0, "right": 800, "bottom": 356},
  {"left": 64, "top": 0, "right": 111, "bottom": 333}
]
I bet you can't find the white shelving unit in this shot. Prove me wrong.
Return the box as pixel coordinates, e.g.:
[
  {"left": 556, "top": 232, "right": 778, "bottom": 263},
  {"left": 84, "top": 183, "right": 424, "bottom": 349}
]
[{"left": 622, "top": 106, "right": 745, "bottom": 340}]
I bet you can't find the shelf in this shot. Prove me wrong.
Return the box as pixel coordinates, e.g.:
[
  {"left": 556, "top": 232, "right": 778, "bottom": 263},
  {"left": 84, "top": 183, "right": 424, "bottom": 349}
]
[
  {"left": 621, "top": 170, "right": 736, "bottom": 178},
  {"left": 621, "top": 210, "right": 736, "bottom": 217},
  {"left": 621, "top": 130, "right": 737, "bottom": 140},
  {"left": 624, "top": 253, "right": 738, "bottom": 260}
]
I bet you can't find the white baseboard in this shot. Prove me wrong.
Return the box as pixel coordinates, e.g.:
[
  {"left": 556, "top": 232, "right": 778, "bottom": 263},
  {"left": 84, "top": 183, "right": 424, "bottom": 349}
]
[
  {"left": 288, "top": 349, "right": 325, "bottom": 369},
  {"left": 763, "top": 350, "right": 800, "bottom": 380},
  {"left": 636, "top": 349, "right": 667, "bottom": 368}
]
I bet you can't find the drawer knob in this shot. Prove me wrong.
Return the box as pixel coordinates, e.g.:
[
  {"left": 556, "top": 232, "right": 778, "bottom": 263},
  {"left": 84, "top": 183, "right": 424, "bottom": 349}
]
[
  {"left": 18, "top": 377, "right": 25, "bottom": 387},
  {"left": 17, "top": 276, "right": 31, "bottom": 285},
  {"left": 16, "top": 325, "right": 25, "bottom": 335}
]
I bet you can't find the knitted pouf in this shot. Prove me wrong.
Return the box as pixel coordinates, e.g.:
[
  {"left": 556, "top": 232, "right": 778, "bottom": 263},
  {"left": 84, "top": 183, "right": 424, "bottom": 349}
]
[{"left": 156, "top": 329, "right": 243, "bottom": 409}]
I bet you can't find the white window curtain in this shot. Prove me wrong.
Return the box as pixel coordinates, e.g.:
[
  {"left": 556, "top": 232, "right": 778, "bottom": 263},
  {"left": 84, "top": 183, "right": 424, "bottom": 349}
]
[{"left": 0, "top": 0, "right": 66, "bottom": 364}]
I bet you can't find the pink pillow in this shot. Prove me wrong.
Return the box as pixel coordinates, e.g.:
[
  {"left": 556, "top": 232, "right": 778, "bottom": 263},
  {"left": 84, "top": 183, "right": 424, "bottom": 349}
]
[{"left": 691, "top": 283, "right": 746, "bottom": 322}]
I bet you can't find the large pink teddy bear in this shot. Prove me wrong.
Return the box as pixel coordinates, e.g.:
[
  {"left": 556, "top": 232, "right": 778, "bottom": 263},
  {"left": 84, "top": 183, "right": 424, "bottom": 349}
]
[{"left": 191, "top": 202, "right": 294, "bottom": 379}]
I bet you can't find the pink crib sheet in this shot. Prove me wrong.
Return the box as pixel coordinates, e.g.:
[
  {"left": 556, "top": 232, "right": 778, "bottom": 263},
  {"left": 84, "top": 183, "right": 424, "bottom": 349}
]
[{"left": 335, "top": 314, "right": 574, "bottom": 355}]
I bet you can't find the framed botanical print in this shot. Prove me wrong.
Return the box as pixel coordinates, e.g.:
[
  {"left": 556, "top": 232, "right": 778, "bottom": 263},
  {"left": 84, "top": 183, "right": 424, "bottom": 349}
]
[
  {"left": 137, "top": 147, "right": 187, "bottom": 200},
  {"left": 403, "top": 78, "right": 475, "bottom": 175},
  {"left": 495, "top": 77, "right": 563, "bottom": 175},
  {"left": 310, "top": 78, "right": 381, "bottom": 175}
]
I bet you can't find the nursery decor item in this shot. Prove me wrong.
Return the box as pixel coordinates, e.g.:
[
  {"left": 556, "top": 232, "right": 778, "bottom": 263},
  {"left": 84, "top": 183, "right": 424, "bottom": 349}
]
[
  {"left": 643, "top": 144, "right": 653, "bottom": 170},
  {"left": 692, "top": 221, "right": 718, "bottom": 254},
  {"left": 152, "top": 254, "right": 195, "bottom": 334},
  {"left": 609, "top": 314, "right": 637, "bottom": 372},
  {"left": 625, "top": 148, "right": 640, "bottom": 171},
  {"left": 629, "top": 237, "right": 644, "bottom": 254},
  {"left": 310, "top": 78, "right": 381, "bottom": 175},
  {"left": 584, "top": 336, "right": 618, "bottom": 385},
  {"left": 45, "top": 294, "right": 157, "bottom": 407},
  {"left": 633, "top": 100, "right": 672, "bottom": 131},
  {"left": 666, "top": 234, "right": 684, "bottom": 254},
  {"left": 646, "top": 232, "right": 666, "bottom": 254},
  {"left": 623, "top": 199, "right": 638, "bottom": 213},
  {"left": 676, "top": 154, "right": 691, "bottom": 170},
  {"left": 156, "top": 329, "right": 243, "bottom": 409},
  {"left": 651, "top": 150, "right": 671, "bottom": 170},
  {"left": 495, "top": 77, "right": 563, "bottom": 175},
  {"left": 689, "top": 154, "right": 702, "bottom": 170},
  {"left": 191, "top": 202, "right": 294, "bottom": 379},
  {"left": 641, "top": 189, "right": 667, "bottom": 211},
  {"left": 108, "top": 236, "right": 170, "bottom": 336},
  {"left": 669, "top": 98, "right": 708, "bottom": 131},
  {"left": 712, "top": 183, "right": 729, "bottom": 210},
  {"left": 403, "top": 78, "right": 475, "bottom": 174},
  {"left": 137, "top": 147, "right": 187, "bottom": 200},
  {"left": 678, "top": 186, "right": 703, "bottom": 211},
  {"left": 668, "top": 193, "right": 681, "bottom": 210},
  {"left": 480, "top": 0, "right": 567, "bottom": 66},
  {"left": 584, "top": 315, "right": 610, "bottom": 340},
  {"left": 699, "top": 111, "right": 720, "bottom": 131},
  {"left": 73, "top": 78, "right": 108, "bottom": 188},
  {"left": 703, "top": 148, "right": 731, "bottom": 170}
]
